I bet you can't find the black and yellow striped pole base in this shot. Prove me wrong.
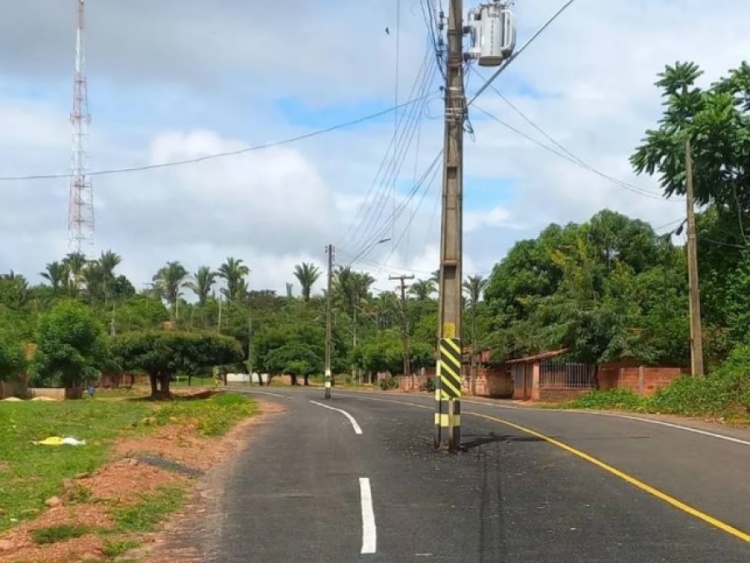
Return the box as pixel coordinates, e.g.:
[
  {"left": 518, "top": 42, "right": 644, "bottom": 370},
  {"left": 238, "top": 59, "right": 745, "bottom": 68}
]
[
  {"left": 324, "top": 369, "right": 332, "bottom": 399},
  {"left": 434, "top": 337, "right": 461, "bottom": 451}
]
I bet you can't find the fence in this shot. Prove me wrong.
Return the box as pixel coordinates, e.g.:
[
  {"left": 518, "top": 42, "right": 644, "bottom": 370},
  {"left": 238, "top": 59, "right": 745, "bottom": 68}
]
[{"left": 539, "top": 360, "right": 596, "bottom": 389}]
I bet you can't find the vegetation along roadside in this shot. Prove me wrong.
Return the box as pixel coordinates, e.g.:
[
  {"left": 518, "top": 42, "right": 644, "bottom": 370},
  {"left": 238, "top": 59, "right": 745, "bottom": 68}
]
[{"left": 0, "top": 391, "right": 259, "bottom": 562}]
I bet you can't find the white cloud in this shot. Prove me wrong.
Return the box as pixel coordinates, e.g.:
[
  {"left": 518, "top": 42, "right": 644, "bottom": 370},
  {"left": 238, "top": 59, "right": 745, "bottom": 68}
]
[{"left": 0, "top": 0, "right": 748, "bottom": 294}]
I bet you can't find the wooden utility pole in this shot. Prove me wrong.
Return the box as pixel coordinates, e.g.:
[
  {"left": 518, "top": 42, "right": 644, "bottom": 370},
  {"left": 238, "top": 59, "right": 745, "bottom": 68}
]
[
  {"left": 435, "top": 0, "right": 465, "bottom": 451},
  {"left": 685, "top": 137, "right": 704, "bottom": 376},
  {"left": 389, "top": 274, "right": 415, "bottom": 377},
  {"left": 247, "top": 307, "right": 254, "bottom": 385},
  {"left": 324, "top": 244, "right": 335, "bottom": 398}
]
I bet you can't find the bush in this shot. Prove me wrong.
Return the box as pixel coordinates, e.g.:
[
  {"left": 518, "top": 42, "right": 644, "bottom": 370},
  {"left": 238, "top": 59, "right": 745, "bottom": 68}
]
[
  {"left": 379, "top": 377, "right": 399, "bottom": 391},
  {"left": 569, "top": 389, "right": 645, "bottom": 410}
]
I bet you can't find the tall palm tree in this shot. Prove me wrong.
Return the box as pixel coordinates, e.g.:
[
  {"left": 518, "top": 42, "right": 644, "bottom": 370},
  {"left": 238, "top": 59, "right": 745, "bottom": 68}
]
[
  {"left": 82, "top": 261, "right": 106, "bottom": 302},
  {"left": 219, "top": 257, "right": 250, "bottom": 302},
  {"left": 409, "top": 279, "right": 436, "bottom": 301},
  {"left": 293, "top": 262, "right": 321, "bottom": 302},
  {"left": 187, "top": 266, "right": 217, "bottom": 306},
  {"left": 41, "top": 261, "right": 69, "bottom": 294},
  {"left": 63, "top": 252, "right": 87, "bottom": 293},
  {"left": 98, "top": 250, "right": 122, "bottom": 300},
  {"left": 153, "top": 261, "right": 189, "bottom": 316},
  {"left": 373, "top": 291, "right": 398, "bottom": 329}
]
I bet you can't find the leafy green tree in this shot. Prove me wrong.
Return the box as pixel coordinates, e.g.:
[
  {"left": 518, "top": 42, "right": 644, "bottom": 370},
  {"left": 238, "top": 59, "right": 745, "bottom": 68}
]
[
  {"left": 111, "top": 330, "right": 243, "bottom": 398},
  {"left": 30, "top": 300, "right": 108, "bottom": 389},
  {"left": 0, "top": 332, "right": 26, "bottom": 382}
]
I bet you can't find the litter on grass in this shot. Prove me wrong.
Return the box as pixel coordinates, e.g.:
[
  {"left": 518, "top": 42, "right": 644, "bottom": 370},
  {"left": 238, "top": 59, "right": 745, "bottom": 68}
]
[{"left": 32, "top": 436, "right": 87, "bottom": 446}]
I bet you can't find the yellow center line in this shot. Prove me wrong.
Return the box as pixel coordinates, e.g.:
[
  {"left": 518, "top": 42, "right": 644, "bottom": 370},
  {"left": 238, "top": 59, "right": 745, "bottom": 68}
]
[{"left": 343, "top": 392, "right": 750, "bottom": 545}]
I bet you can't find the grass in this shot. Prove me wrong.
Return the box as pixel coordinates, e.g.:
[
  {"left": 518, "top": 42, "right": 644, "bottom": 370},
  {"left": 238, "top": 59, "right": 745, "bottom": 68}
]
[
  {"left": 30, "top": 524, "right": 90, "bottom": 545},
  {"left": 0, "top": 392, "right": 257, "bottom": 532},
  {"left": 110, "top": 485, "right": 186, "bottom": 534}
]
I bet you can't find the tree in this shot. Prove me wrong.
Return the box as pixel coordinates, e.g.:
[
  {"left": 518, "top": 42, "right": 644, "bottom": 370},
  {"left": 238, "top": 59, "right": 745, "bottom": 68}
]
[
  {"left": 153, "top": 261, "right": 189, "bottom": 316},
  {"left": 409, "top": 279, "right": 436, "bottom": 301},
  {"left": 187, "top": 266, "right": 218, "bottom": 306},
  {"left": 30, "top": 300, "right": 108, "bottom": 390},
  {"left": 99, "top": 250, "right": 122, "bottom": 301},
  {"left": 111, "top": 330, "right": 243, "bottom": 399},
  {"left": 219, "top": 257, "right": 250, "bottom": 302},
  {"left": 293, "top": 262, "right": 321, "bottom": 302},
  {"left": 631, "top": 61, "right": 750, "bottom": 215},
  {"left": 41, "top": 261, "right": 69, "bottom": 294},
  {"left": 63, "top": 252, "right": 87, "bottom": 293},
  {"left": 0, "top": 332, "right": 25, "bottom": 382}
]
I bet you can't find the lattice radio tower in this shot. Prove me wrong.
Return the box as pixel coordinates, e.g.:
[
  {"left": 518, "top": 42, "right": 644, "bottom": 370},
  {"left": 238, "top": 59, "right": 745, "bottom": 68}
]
[{"left": 68, "top": 0, "right": 94, "bottom": 256}]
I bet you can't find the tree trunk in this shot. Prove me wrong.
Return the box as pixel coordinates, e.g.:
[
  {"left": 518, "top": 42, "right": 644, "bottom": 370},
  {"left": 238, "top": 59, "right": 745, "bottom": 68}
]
[
  {"left": 290, "top": 374, "right": 298, "bottom": 386},
  {"left": 158, "top": 372, "right": 171, "bottom": 398},
  {"left": 149, "top": 373, "right": 158, "bottom": 397},
  {"left": 303, "top": 374, "right": 310, "bottom": 386}
]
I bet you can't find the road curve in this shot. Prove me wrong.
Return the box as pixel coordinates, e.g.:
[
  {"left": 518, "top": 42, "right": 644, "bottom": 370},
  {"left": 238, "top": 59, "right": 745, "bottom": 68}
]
[{"left": 203, "top": 387, "right": 750, "bottom": 562}]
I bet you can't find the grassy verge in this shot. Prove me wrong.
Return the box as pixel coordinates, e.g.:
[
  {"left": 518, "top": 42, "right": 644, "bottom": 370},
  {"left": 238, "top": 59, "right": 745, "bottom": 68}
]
[
  {"left": 559, "top": 371, "right": 750, "bottom": 424},
  {"left": 0, "top": 392, "right": 257, "bottom": 532}
]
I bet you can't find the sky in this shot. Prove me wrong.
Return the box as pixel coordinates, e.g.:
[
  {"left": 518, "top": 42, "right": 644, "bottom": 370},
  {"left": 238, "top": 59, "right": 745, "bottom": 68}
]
[{"left": 0, "top": 0, "right": 749, "bottom": 297}]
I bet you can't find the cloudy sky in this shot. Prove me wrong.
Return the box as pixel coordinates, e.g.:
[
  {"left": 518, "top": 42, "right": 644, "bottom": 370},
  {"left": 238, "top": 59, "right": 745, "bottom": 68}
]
[{"left": 0, "top": 0, "right": 747, "bottom": 296}]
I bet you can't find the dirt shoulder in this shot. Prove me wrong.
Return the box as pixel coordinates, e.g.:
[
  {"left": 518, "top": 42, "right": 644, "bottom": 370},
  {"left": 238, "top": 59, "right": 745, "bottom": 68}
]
[{"left": 0, "top": 394, "right": 284, "bottom": 563}]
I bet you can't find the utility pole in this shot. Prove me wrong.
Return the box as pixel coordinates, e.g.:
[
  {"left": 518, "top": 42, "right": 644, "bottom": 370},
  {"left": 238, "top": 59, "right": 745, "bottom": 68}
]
[
  {"left": 685, "top": 137, "right": 704, "bottom": 376},
  {"left": 247, "top": 307, "right": 254, "bottom": 385},
  {"left": 324, "top": 244, "right": 335, "bottom": 399},
  {"left": 435, "top": 0, "right": 465, "bottom": 451},
  {"left": 389, "top": 274, "right": 415, "bottom": 378}
]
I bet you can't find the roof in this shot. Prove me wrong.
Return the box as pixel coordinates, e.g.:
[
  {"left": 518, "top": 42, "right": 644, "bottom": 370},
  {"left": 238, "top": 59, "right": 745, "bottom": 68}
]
[{"left": 505, "top": 349, "right": 568, "bottom": 365}]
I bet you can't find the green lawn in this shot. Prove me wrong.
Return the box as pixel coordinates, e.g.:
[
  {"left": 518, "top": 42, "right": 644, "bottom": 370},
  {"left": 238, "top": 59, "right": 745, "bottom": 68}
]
[{"left": 0, "top": 393, "right": 258, "bottom": 532}]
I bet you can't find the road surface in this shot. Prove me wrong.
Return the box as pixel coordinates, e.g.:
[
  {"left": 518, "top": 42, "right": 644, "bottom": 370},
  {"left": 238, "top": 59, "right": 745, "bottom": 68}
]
[{"left": 203, "top": 387, "right": 750, "bottom": 562}]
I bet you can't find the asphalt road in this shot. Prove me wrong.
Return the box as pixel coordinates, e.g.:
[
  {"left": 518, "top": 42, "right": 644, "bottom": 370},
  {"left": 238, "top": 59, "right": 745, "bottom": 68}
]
[{"left": 207, "top": 387, "right": 750, "bottom": 562}]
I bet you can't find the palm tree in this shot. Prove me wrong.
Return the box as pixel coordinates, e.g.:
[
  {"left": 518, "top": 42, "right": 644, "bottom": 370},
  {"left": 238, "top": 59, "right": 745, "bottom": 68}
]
[
  {"left": 82, "top": 261, "right": 106, "bottom": 302},
  {"left": 1, "top": 271, "right": 29, "bottom": 308},
  {"left": 187, "top": 266, "right": 217, "bottom": 306},
  {"left": 409, "top": 279, "right": 436, "bottom": 301},
  {"left": 98, "top": 250, "right": 122, "bottom": 300},
  {"left": 373, "top": 291, "right": 398, "bottom": 329},
  {"left": 153, "top": 261, "right": 189, "bottom": 316},
  {"left": 41, "top": 261, "right": 69, "bottom": 294},
  {"left": 293, "top": 262, "right": 321, "bottom": 302},
  {"left": 463, "top": 274, "right": 488, "bottom": 393},
  {"left": 63, "top": 252, "right": 87, "bottom": 293},
  {"left": 219, "top": 257, "right": 250, "bottom": 302}
]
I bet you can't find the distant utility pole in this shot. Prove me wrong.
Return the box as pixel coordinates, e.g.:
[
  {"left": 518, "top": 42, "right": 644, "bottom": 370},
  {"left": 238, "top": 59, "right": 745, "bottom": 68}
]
[
  {"left": 247, "top": 307, "right": 254, "bottom": 385},
  {"left": 435, "top": 0, "right": 516, "bottom": 450},
  {"left": 685, "top": 136, "right": 704, "bottom": 376},
  {"left": 324, "top": 244, "right": 335, "bottom": 399},
  {"left": 389, "top": 274, "right": 415, "bottom": 378}
]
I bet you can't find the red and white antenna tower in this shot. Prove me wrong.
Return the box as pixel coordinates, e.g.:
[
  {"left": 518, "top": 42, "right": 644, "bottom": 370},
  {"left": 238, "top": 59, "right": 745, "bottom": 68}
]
[{"left": 68, "top": 0, "right": 94, "bottom": 256}]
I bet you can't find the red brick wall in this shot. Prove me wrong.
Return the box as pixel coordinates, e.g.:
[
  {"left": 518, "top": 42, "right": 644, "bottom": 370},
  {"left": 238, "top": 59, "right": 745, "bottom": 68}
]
[
  {"left": 463, "top": 367, "right": 513, "bottom": 398},
  {"left": 597, "top": 364, "right": 684, "bottom": 396}
]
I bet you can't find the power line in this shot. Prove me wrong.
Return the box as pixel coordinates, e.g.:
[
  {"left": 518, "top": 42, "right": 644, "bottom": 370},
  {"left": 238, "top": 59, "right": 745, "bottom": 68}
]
[
  {"left": 472, "top": 104, "right": 678, "bottom": 202},
  {"left": 468, "top": 0, "right": 578, "bottom": 107},
  {"left": 0, "top": 96, "right": 432, "bottom": 182},
  {"left": 344, "top": 53, "right": 438, "bottom": 252},
  {"left": 342, "top": 149, "right": 443, "bottom": 268}
]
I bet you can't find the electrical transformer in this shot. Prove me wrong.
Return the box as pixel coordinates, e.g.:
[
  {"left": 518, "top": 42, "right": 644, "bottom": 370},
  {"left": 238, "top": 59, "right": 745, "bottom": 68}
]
[{"left": 468, "top": 2, "right": 516, "bottom": 67}]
